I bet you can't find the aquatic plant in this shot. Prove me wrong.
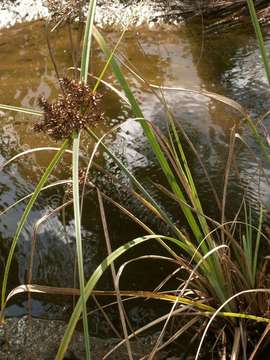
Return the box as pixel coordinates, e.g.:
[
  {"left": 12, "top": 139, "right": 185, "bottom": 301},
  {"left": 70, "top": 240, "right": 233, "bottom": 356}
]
[{"left": 1, "top": 0, "right": 270, "bottom": 359}]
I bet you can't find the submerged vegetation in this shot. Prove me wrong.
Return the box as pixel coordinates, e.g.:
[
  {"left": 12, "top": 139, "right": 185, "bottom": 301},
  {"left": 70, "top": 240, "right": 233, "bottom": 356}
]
[{"left": 1, "top": 0, "right": 270, "bottom": 359}]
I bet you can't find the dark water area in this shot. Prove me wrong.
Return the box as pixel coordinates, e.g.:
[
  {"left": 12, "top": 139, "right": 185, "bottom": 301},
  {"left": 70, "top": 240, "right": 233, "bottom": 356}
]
[{"left": 0, "top": 19, "right": 270, "bottom": 337}]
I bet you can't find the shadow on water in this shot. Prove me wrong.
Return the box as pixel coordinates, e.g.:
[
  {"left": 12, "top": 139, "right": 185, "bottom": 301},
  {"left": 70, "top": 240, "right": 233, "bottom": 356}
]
[{"left": 0, "top": 19, "right": 270, "bottom": 337}]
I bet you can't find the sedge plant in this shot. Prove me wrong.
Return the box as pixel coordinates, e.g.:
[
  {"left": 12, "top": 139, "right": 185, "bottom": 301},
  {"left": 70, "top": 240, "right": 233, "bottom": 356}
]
[
  {"left": 58, "top": 9, "right": 270, "bottom": 360},
  {"left": 1, "top": 0, "right": 270, "bottom": 359}
]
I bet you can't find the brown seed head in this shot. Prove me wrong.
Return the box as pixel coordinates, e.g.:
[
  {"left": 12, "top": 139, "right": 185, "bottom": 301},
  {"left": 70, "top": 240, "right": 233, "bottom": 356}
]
[{"left": 34, "top": 78, "right": 103, "bottom": 140}]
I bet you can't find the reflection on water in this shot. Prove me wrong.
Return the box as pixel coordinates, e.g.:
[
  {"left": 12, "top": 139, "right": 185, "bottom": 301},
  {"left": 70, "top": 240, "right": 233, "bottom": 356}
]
[{"left": 0, "top": 20, "right": 270, "bottom": 331}]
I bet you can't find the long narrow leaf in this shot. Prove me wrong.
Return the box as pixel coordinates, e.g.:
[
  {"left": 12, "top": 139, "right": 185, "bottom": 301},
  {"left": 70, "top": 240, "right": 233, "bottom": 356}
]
[
  {"left": 1, "top": 147, "right": 73, "bottom": 170},
  {"left": 252, "top": 205, "right": 264, "bottom": 285},
  {"left": 72, "top": 1, "right": 97, "bottom": 358},
  {"left": 93, "top": 27, "right": 204, "bottom": 243},
  {"left": 86, "top": 128, "right": 190, "bottom": 254},
  {"left": 0, "top": 104, "right": 43, "bottom": 117},
  {"left": 72, "top": 134, "right": 91, "bottom": 358},
  {"left": 247, "top": 0, "right": 270, "bottom": 85},
  {"left": 80, "top": 0, "right": 97, "bottom": 83},
  {"left": 0, "top": 180, "right": 72, "bottom": 217},
  {"left": 56, "top": 234, "right": 185, "bottom": 359},
  {"left": 1, "top": 140, "right": 68, "bottom": 309}
]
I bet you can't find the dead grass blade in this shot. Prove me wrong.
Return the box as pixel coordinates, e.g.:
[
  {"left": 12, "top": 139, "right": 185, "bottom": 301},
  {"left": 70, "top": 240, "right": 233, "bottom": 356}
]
[
  {"left": 221, "top": 126, "right": 236, "bottom": 243},
  {"left": 231, "top": 327, "right": 241, "bottom": 360},
  {"left": 92, "top": 295, "right": 121, "bottom": 338},
  {"left": 97, "top": 189, "right": 133, "bottom": 360},
  {"left": 0, "top": 147, "right": 73, "bottom": 171},
  {"left": 195, "top": 289, "right": 270, "bottom": 360},
  {"left": 103, "top": 306, "right": 193, "bottom": 359},
  {"left": 117, "top": 54, "right": 248, "bottom": 117},
  {"left": 248, "top": 322, "right": 270, "bottom": 360},
  {"left": 141, "top": 317, "right": 199, "bottom": 360},
  {"left": 0, "top": 180, "right": 72, "bottom": 217},
  {"left": 148, "top": 245, "right": 227, "bottom": 360}
]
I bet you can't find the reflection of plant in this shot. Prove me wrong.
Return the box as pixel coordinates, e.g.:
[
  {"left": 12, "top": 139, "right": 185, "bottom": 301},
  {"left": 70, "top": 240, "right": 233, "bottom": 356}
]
[{"left": 1, "top": 1, "right": 270, "bottom": 360}]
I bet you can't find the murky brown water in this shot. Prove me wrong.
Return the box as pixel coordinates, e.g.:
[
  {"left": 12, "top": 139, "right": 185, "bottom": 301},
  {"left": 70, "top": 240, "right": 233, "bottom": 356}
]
[{"left": 1, "top": 20, "right": 270, "bottom": 336}]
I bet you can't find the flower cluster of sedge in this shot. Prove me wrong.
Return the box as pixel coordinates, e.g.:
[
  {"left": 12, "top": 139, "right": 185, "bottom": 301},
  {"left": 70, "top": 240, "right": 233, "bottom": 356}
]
[{"left": 34, "top": 78, "right": 103, "bottom": 140}]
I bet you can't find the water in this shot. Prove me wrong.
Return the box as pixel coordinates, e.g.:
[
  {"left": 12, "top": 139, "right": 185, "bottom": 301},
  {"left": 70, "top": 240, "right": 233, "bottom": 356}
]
[{"left": 0, "top": 20, "right": 270, "bottom": 335}]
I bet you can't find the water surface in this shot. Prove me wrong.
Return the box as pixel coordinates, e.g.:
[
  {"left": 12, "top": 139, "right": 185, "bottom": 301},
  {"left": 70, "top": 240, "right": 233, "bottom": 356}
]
[{"left": 0, "top": 20, "right": 270, "bottom": 334}]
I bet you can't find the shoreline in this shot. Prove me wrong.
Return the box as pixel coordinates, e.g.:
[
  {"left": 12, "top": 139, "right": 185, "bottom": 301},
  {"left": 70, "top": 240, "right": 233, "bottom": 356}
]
[{"left": 0, "top": 0, "right": 186, "bottom": 30}]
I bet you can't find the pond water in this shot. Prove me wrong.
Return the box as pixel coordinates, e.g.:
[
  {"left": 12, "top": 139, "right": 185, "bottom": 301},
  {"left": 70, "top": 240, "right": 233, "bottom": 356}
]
[{"left": 0, "top": 19, "right": 270, "bottom": 337}]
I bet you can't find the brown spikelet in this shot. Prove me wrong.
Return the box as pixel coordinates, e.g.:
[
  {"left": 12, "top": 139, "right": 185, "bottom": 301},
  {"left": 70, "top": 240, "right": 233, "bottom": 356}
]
[{"left": 34, "top": 78, "right": 103, "bottom": 140}]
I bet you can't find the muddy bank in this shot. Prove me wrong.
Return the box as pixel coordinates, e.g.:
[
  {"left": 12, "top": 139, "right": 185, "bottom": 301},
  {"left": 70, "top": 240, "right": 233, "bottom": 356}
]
[
  {"left": 1, "top": 0, "right": 270, "bottom": 31},
  {"left": 0, "top": 316, "right": 182, "bottom": 359}
]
